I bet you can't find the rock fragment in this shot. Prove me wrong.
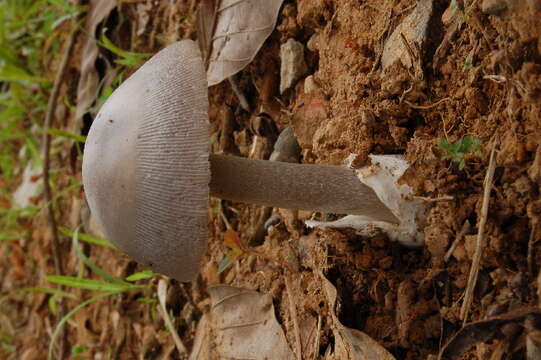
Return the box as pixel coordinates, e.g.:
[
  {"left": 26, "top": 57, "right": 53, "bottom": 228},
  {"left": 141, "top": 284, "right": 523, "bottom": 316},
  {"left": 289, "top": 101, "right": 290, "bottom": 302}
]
[
  {"left": 280, "top": 38, "right": 308, "bottom": 94},
  {"left": 481, "top": 0, "right": 510, "bottom": 15},
  {"left": 381, "top": 0, "right": 434, "bottom": 70}
]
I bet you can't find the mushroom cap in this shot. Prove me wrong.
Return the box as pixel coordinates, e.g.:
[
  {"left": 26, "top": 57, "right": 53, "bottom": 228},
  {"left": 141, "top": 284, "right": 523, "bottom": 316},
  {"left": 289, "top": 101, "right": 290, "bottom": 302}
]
[{"left": 82, "top": 40, "right": 210, "bottom": 281}]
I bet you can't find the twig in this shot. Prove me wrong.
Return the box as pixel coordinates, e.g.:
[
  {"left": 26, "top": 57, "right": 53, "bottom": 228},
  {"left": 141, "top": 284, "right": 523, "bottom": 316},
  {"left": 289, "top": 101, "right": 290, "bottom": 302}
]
[
  {"left": 404, "top": 97, "right": 450, "bottom": 110},
  {"left": 41, "top": 8, "right": 80, "bottom": 359},
  {"left": 483, "top": 74, "right": 507, "bottom": 83},
  {"left": 42, "top": 10, "right": 79, "bottom": 279},
  {"left": 444, "top": 220, "right": 471, "bottom": 262},
  {"left": 413, "top": 195, "right": 454, "bottom": 202},
  {"left": 157, "top": 280, "right": 188, "bottom": 355},
  {"left": 460, "top": 139, "right": 498, "bottom": 324},
  {"left": 528, "top": 224, "right": 537, "bottom": 276},
  {"left": 314, "top": 315, "right": 322, "bottom": 360},
  {"left": 399, "top": 32, "right": 417, "bottom": 69},
  {"left": 285, "top": 274, "right": 302, "bottom": 360},
  {"left": 399, "top": 32, "right": 423, "bottom": 80},
  {"left": 228, "top": 76, "right": 251, "bottom": 112}
]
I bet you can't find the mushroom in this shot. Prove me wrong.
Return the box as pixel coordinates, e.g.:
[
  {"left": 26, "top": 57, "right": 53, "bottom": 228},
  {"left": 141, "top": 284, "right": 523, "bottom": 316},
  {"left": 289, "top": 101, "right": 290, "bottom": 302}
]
[{"left": 82, "top": 40, "right": 398, "bottom": 282}]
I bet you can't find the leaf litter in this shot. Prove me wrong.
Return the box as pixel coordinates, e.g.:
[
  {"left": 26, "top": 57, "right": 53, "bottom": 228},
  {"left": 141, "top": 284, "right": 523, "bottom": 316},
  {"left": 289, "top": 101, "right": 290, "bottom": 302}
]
[
  {"left": 199, "top": 0, "right": 285, "bottom": 86},
  {"left": 190, "top": 285, "right": 295, "bottom": 359},
  {"left": 3, "top": 1, "right": 541, "bottom": 359}
]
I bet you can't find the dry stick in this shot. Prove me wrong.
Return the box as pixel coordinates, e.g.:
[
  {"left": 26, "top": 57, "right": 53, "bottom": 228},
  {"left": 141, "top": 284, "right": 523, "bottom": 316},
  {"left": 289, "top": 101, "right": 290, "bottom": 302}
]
[
  {"left": 157, "top": 280, "right": 188, "bottom": 355},
  {"left": 285, "top": 274, "right": 302, "bottom": 360},
  {"left": 42, "top": 17, "right": 79, "bottom": 279},
  {"left": 460, "top": 140, "right": 498, "bottom": 325},
  {"left": 314, "top": 315, "right": 322, "bottom": 360},
  {"left": 528, "top": 224, "right": 537, "bottom": 276},
  {"left": 414, "top": 195, "right": 454, "bottom": 203},
  {"left": 444, "top": 220, "right": 471, "bottom": 263},
  {"left": 228, "top": 76, "right": 251, "bottom": 112},
  {"left": 41, "top": 13, "right": 80, "bottom": 360},
  {"left": 404, "top": 97, "right": 450, "bottom": 110}
]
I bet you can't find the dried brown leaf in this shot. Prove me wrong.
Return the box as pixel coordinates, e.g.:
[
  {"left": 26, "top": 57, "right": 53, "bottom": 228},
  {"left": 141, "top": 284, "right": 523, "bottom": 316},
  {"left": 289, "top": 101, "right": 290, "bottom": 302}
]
[
  {"left": 189, "top": 285, "right": 295, "bottom": 359},
  {"left": 197, "top": 0, "right": 218, "bottom": 65},
  {"left": 299, "top": 314, "right": 319, "bottom": 360},
  {"left": 75, "top": 0, "right": 116, "bottom": 128},
  {"left": 527, "top": 329, "right": 541, "bottom": 360},
  {"left": 320, "top": 273, "right": 396, "bottom": 360},
  {"left": 439, "top": 308, "right": 541, "bottom": 360},
  {"left": 199, "top": 0, "right": 284, "bottom": 86},
  {"left": 188, "top": 313, "right": 211, "bottom": 360}
]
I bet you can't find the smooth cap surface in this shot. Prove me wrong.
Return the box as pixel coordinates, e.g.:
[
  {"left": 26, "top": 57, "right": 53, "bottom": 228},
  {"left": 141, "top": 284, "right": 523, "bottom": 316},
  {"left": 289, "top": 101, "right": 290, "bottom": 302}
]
[{"left": 82, "top": 40, "right": 210, "bottom": 281}]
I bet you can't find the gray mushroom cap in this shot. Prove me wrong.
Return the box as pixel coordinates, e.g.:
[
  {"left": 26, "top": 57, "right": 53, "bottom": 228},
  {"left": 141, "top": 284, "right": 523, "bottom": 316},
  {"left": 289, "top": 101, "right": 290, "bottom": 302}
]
[{"left": 82, "top": 40, "right": 210, "bottom": 281}]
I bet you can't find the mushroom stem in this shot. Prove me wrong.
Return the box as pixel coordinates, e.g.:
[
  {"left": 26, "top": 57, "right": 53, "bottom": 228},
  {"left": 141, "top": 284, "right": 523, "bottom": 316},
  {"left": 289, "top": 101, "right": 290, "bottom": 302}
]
[{"left": 209, "top": 154, "right": 399, "bottom": 223}]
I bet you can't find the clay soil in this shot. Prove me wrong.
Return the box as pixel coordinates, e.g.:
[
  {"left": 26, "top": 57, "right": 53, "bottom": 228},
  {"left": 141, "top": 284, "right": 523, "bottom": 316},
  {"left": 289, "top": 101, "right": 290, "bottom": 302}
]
[{"left": 3, "top": 1, "right": 541, "bottom": 359}]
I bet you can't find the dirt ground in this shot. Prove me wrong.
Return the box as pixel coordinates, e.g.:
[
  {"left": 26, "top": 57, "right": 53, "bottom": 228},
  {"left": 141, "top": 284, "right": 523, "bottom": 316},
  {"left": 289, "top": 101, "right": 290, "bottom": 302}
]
[{"left": 3, "top": 0, "right": 541, "bottom": 359}]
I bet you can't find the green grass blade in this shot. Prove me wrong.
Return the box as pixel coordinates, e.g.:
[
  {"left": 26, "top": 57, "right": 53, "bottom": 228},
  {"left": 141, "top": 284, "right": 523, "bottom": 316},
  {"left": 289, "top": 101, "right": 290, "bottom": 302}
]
[
  {"left": 47, "top": 291, "right": 120, "bottom": 360},
  {"left": 47, "top": 128, "right": 86, "bottom": 143},
  {"left": 58, "top": 226, "right": 115, "bottom": 248},
  {"left": 125, "top": 270, "right": 154, "bottom": 282},
  {"left": 46, "top": 276, "right": 134, "bottom": 292},
  {"left": 70, "top": 227, "right": 128, "bottom": 285}
]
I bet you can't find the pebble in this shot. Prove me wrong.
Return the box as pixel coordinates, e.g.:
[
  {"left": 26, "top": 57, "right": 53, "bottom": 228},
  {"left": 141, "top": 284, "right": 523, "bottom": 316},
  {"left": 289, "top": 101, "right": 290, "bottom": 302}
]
[
  {"left": 481, "top": 0, "right": 509, "bottom": 15},
  {"left": 269, "top": 126, "right": 301, "bottom": 163},
  {"left": 280, "top": 38, "right": 308, "bottom": 94}
]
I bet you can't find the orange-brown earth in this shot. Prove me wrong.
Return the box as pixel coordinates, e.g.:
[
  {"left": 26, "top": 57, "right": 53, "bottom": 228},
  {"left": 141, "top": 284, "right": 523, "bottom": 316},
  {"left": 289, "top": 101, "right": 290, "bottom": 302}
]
[{"left": 2, "top": 1, "right": 541, "bottom": 359}]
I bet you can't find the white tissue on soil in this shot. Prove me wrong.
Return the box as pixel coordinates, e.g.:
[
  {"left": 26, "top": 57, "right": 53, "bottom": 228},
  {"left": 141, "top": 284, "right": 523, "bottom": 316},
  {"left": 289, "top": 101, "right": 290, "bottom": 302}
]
[{"left": 305, "top": 154, "right": 426, "bottom": 247}]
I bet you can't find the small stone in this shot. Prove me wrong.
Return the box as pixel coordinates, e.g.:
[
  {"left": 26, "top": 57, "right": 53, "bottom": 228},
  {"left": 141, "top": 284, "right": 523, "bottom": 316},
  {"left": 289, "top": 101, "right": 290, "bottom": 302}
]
[
  {"left": 269, "top": 126, "right": 301, "bottom": 163},
  {"left": 481, "top": 0, "right": 509, "bottom": 15},
  {"left": 280, "top": 38, "right": 308, "bottom": 94},
  {"left": 381, "top": 0, "right": 433, "bottom": 70},
  {"left": 306, "top": 33, "right": 320, "bottom": 52},
  {"left": 528, "top": 145, "right": 541, "bottom": 183},
  {"left": 263, "top": 215, "right": 281, "bottom": 230},
  {"left": 303, "top": 75, "right": 318, "bottom": 93}
]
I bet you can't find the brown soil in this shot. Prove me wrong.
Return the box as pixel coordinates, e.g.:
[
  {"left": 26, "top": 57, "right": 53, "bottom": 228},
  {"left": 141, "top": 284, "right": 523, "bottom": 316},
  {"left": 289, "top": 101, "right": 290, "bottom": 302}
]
[{"left": 4, "top": 0, "right": 541, "bottom": 359}]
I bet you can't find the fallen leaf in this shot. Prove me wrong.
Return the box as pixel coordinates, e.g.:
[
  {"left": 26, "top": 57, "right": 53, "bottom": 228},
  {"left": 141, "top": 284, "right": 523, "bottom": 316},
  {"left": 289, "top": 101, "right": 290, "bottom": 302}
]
[
  {"left": 439, "top": 308, "right": 541, "bottom": 360},
  {"left": 320, "top": 273, "right": 396, "bottom": 360},
  {"left": 188, "top": 313, "right": 211, "bottom": 360},
  {"left": 197, "top": 0, "right": 218, "bottom": 65},
  {"left": 199, "top": 0, "right": 285, "bottom": 86},
  {"left": 157, "top": 279, "right": 187, "bottom": 356},
  {"left": 527, "top": 329, "right": 541, "bottom": 360},
  {"left": 223, "top": 228, "right": 243, "bottom": 249},
  {"left": 299, "top": 314, "right": 319, "bottom": 360},
  {"left": 189, "top": 285, "right": 295, "bottom": 359},
  {"left": 75, "top": 0, "right": 117, "bottom": 128}
]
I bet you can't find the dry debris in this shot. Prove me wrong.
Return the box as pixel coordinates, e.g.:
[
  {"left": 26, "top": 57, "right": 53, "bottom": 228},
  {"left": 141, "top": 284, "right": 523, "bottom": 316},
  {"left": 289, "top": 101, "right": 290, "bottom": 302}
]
[{"left": 3, "top": 0, "right": 541, "bottom": 359}]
